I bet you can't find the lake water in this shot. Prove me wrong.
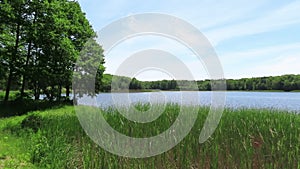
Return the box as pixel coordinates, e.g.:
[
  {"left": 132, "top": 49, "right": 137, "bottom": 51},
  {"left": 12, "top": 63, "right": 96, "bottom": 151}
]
[{"left": 77, "top": 91, "right": 300, "bottom": 112}]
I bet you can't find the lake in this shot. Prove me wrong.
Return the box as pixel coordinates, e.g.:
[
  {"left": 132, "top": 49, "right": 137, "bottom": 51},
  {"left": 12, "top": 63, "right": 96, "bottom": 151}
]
[{"left": 77, "top": 91, "right": 300, "bottom": 112}]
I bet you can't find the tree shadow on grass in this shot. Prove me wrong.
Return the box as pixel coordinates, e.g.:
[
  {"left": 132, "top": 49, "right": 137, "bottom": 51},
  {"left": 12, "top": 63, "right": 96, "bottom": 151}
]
[{"left": 0, "top": 99, "right": 73, "bottom": 118}]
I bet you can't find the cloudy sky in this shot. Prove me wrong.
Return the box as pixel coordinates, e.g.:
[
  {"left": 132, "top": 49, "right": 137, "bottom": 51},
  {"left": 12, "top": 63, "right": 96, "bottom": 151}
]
[{"left": 78, "top": 0, "right": 300, "bottom": 81}]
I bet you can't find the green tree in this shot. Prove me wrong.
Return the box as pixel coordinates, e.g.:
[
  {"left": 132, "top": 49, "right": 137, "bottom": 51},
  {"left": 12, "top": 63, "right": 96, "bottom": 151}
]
[
  {"left": 27, "top": 0, "right": 97, "bottom": 100},
  {"left": 129, "top": 78, "right": 142, "bottom": 90},
  {"left": 0, "top": 0, "right": 102, "bottom": 101},
  {"left": 1, "top": 0, "right": 27, "bottom": 102},
  {"left": 73, "top": 38, "right": 105, "bottom": 102}
]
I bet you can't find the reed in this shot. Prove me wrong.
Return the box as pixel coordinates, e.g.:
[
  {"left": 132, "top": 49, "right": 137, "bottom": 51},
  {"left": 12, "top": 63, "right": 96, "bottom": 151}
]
[{"left": 0, "top": 105, "right": 299, "bottom": 168}]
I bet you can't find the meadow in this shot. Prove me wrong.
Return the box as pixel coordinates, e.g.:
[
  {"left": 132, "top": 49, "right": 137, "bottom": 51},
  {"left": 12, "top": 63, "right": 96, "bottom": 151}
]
[{"left": 0, "top": 104, "right": 299, "bottom": 169}]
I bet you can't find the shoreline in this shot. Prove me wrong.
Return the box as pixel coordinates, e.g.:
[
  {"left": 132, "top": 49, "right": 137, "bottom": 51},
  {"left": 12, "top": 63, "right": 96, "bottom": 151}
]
[{"left": 100, "top": 89, "right": 300, "bottom": 93}]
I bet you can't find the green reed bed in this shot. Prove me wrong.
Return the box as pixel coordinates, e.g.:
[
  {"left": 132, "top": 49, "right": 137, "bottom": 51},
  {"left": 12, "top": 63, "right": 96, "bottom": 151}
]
[{"left": 0, "top": 104, "right": 299, "bottom": 168}]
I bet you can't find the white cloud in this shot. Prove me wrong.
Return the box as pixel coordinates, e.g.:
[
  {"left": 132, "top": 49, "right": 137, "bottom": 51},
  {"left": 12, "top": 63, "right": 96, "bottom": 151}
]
[
  {"left": 80, "top": 0, "right": 268, "bottom": 31},
  {"left": 219, "top": 43, "right": 300, "bottom": 78},
  {"left": 206, "top": 1, "right": 300, "bottom": 45},
  {"left": 220, "top": 43, "right": 300, "bottom": 65},
  {"left": 170, "top": 0, "right": 268, "bottom": 30},
  {"left": 248, "top": 55, "right": 300, "bottom": 77},
  {"left": 78, "top": 0, "right": 300, "bottom": 80}
]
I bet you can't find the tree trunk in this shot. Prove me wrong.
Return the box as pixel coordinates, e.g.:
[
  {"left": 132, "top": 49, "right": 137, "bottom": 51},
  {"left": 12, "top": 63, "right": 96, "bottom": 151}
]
[
  {"left": 73, "top": 88, "right": 77, "bottom": 105},
  {"left": 4, "top": 69, "right": 13, "bottom": 102},
  {"left": 4, "top": 23, "right": 21, "bottom": 102},
  {"left": 21, "top": 13, "right": 36, "bottom": 97},
  {"left": 58, "top": 84, "right": 62, "bottom": 101},
  {"left": 20, "top": 41, "right": 32, "bottom": 97},
  {"left": 34, "top": 81, "right": 40, "bottom": 100},
  {"left": 66, "top": 84, "right": 70, "bottom": 99}
]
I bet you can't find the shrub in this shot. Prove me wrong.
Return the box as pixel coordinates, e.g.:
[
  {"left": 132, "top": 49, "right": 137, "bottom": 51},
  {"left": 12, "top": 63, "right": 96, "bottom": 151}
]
[{"left": 21, "top": 114, "right": 42, "bottom": 132}]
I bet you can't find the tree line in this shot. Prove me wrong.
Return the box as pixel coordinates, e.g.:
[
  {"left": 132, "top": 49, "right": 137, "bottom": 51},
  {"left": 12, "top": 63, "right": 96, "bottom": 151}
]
[
  {"left": 0, "top": 0, "right": 105, "bottom": 102},
  {"left": 100, "top": 74, "right": 300, "bottom": 92}
]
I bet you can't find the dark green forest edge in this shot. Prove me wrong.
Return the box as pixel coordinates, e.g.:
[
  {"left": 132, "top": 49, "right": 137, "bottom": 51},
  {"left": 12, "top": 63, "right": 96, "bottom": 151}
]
[
  {"left": 1, "top": 0, "right": 300, "bottom": 169},
  {"left": 101, "top": 74, "right": 300, "bottom": 92}
]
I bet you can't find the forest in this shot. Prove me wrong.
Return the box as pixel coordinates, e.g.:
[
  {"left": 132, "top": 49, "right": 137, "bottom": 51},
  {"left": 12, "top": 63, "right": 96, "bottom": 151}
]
[
  {"left": 101, "top": 74, "right": 300, "bottom": 92},
  {"left": 0, "top": 0, "right": 105, "bottom": 102}
]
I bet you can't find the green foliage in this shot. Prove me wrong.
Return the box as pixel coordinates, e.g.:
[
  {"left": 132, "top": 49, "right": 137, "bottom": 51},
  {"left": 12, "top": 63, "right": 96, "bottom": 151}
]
[
  {"left": 0, "top": 0, "right": 104, "bottom": 102},
  {"left": 1, "top": 106, "right": 300, "bottom": 168},
  {"left": 100, "top": 74, "right": 113, "bottom": 92},
  {"left": 21, "top": 114, "right": 42, "bottom": 132},
  {"left": 73, "top": 38, "right": 105, "bottom": 98},
  {"left": 0, "top": 115, "right": 36, "bottom": 168},
  {"left": 99, "top": 74, "right": 300, "bottom": 92},
  {"left": 226, "top": 74, "right": 300, "bottom": 91}
]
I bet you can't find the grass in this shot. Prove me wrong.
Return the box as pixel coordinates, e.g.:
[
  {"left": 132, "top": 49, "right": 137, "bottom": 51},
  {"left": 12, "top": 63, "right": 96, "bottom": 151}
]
[
  {"left": 0, "top": 99, "right": 72, "bottom": 118},
  {"left": 0, "top": 91, "right": 20, "bottom": 101},
  {"left": 0, "top": 90, "right": 72, "bottom": 117},
  {"left": 0, "top": 104, "right": 300, "bottom": 168},
  {"left": 0, "top": 115, "right": 37, "bottom": 169}
]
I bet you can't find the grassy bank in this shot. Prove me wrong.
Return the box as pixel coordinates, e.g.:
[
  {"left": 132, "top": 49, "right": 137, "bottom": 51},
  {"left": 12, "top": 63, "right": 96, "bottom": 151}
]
[
  {"left": 0, "top": 105, "right": 299, "bottom": 168},
  {"left": 0, "top": 100, "right": 72, "bottom": 118}
]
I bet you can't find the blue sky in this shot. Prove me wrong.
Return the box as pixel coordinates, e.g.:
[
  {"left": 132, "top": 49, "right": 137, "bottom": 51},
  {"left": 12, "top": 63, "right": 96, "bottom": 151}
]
[{"left": 77, "top": 0, "right": 300, "bottom": 80}]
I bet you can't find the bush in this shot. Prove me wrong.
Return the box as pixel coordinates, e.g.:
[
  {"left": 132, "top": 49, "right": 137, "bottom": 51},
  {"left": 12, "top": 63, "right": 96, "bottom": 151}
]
[{"left": 21, "top": 114, "right": 42, "bottom": 132}]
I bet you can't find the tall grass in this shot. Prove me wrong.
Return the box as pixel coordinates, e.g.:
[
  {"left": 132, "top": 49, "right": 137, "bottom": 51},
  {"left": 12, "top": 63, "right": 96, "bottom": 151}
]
[{"left": 0, "top": 105, "right": 300, "bottom": 168}]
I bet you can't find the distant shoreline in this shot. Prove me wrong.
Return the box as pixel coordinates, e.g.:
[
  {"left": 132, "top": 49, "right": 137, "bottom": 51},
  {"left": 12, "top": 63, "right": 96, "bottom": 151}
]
[{"left": 103, "top": 89, "right": 300, "bottom": 93}]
